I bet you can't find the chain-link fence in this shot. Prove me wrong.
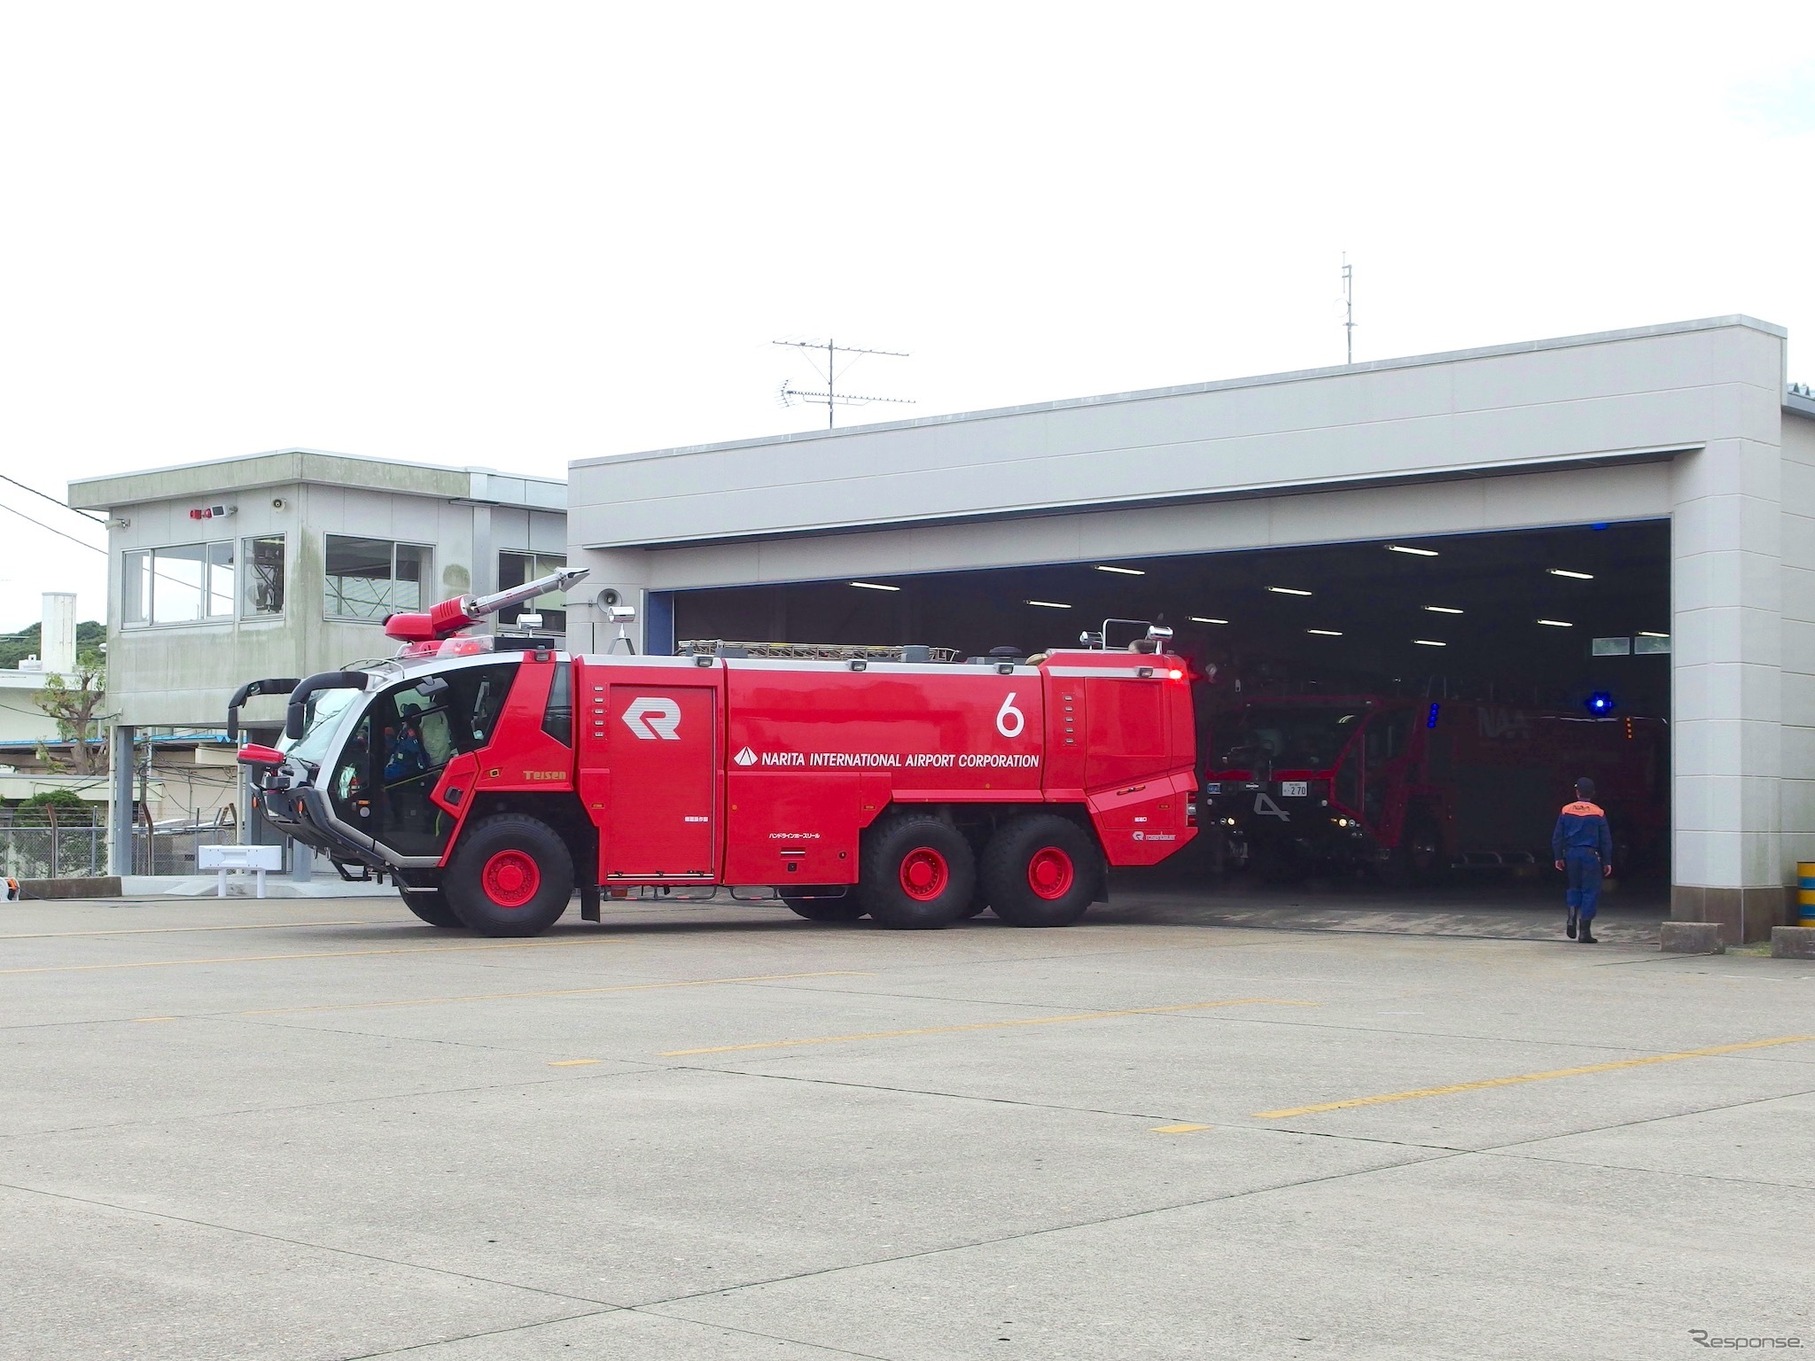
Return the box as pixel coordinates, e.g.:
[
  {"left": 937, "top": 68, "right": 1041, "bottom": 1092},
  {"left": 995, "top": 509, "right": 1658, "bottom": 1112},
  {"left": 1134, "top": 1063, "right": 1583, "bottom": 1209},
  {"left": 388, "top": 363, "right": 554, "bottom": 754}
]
[
  {"left": 0, "top": 825, "right": 108, "bottom": 880},
  {"left": 0, "top": 825, "right": 248, "bottom": 880}
]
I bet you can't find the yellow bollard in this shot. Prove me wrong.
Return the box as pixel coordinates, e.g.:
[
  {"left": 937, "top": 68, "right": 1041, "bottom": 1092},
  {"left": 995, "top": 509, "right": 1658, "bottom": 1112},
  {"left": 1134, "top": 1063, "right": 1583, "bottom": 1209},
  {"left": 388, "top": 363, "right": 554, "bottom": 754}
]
[{"left": 1798, "top": 861, "right": 1815, "bottom": 927}]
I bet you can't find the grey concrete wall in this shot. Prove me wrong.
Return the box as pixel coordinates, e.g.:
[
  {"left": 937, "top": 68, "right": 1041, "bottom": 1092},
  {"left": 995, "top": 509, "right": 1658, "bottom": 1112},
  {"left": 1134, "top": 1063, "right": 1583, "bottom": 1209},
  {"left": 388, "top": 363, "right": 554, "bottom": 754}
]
[
  {"left": 70, "top": 449, "right": 471, "bottom": 510},
  {"left": 571, "top": 317, "right": 1777, "bottom": 550}
]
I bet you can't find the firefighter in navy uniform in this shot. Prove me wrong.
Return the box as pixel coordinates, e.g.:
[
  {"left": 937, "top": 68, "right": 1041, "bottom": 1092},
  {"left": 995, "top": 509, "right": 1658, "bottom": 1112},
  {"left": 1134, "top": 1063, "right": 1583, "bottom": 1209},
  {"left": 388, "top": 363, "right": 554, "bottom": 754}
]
[{"left": 1552, "top": 777, "right": 1613, "bottom": 944}]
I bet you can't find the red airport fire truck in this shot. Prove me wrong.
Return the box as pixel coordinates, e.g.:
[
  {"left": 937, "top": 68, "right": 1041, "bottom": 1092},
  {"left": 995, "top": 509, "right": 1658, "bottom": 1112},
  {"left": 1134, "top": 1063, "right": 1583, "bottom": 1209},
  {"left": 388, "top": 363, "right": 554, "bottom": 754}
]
[
  {"left": 1199, "top": 693, "right": 1668, "bottom": 884},
  {"left": 233, "top": 572, "right": 1198, "bottom": 936}
]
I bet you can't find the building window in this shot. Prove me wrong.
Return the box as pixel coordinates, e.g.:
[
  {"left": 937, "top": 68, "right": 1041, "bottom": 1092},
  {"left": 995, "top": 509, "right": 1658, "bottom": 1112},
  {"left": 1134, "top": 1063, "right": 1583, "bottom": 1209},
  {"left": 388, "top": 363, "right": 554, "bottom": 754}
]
[
  {"left": 242, "top": 536, "right": 286, "bottom": 617},
  {"left": 121, "top": 542, "right": 236, "bottom": 628},
  {"left": 498, "top": 551, "right": 566, "bottom": 630},
  {"left": 325, "top": 536, "right": 431, "bottom": 620}
]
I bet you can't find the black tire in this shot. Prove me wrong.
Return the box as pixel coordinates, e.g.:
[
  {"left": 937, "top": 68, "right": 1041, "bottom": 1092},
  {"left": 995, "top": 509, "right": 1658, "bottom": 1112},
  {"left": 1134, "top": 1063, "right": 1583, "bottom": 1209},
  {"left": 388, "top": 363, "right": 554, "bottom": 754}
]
[
  {"left": 444, "top": 814, "right": 574, "bottom": 937},
  {"left": 981, "top": 814, "right": 1101, "bottom": 928},
  {"left": 399, "top": 884, "right": 462, "bottom": 928},
  {"left": 782, "top": 889, "right": 867, "bottom": 922},
  {"left": 860, "top": 813, "right": 976, "bottom": 929},
  {"left": 1381, "top": 814, "right": 1444, "bottom": 890}
]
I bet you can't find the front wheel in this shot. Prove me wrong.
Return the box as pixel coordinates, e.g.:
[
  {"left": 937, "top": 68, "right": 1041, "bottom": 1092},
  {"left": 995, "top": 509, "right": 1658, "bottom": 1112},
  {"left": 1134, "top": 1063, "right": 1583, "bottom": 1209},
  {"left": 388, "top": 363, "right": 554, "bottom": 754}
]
[
  {"left": 398, "top": 884, "right": 462, "bottom": 928},
  {"left": 1381, "top": 814, "right": 1445, "bottom": 890},
  {"left": 860, "top": 813, "right": 976, "bottom": 929},
  {"left": 981, "top": 815, "right": 1101, "bottom": 927},
  {"left": 444, "top": 814, "right": 574, "bottom": 937}
]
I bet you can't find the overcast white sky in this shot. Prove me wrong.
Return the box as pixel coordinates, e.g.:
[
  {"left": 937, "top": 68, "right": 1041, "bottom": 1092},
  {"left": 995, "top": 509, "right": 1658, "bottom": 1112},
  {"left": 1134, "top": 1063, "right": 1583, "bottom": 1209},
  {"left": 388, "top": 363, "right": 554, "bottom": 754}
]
[{"left": 2, "top": 2, "right": 1812, "bottom": 637}]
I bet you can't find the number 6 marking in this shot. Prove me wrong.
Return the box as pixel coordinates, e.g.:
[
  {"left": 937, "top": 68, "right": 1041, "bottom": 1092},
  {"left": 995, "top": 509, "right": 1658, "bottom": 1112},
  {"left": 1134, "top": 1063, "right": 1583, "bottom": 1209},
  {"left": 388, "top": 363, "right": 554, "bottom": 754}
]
[{"left": 996, "top": 692, "right": 1025, "bottom": 739}]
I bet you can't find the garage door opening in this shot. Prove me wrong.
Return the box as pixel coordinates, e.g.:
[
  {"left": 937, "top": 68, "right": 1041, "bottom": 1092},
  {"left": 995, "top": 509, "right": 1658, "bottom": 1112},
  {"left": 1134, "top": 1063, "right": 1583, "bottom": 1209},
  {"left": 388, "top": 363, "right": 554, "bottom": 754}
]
[{"left": 663, "top": 519, "right": 1671, "bottom": 906}]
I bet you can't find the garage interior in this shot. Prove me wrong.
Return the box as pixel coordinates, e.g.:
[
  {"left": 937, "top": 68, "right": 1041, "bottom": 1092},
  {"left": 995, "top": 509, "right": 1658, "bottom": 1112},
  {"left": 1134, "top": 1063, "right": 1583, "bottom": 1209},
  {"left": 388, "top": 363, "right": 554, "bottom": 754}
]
[{"left": 664, "top": 517, "right": 1672, "bottom": 900}]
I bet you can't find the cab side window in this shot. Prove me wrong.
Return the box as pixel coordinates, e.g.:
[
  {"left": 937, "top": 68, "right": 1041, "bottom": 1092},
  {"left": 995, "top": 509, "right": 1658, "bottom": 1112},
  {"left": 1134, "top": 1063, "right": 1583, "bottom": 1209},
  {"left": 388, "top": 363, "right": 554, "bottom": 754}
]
[{"left": 329, "top": 715, "right": 373, "bottom": 826}]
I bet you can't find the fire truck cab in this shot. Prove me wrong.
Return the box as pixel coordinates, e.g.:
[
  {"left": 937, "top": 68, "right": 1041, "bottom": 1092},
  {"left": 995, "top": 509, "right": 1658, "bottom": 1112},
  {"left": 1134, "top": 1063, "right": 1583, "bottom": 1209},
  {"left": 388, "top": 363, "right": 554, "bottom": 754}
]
[{"left": 236, "top": 572, "right": 1198, "bottom": 936}]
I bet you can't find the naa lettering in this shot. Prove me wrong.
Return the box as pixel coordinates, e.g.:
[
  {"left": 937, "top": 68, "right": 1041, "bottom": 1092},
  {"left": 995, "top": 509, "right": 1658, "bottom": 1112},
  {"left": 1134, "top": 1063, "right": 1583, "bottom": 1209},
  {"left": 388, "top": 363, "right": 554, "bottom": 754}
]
[{"left": 1476, "top": 706, "right": 1533, "bottom": 741}]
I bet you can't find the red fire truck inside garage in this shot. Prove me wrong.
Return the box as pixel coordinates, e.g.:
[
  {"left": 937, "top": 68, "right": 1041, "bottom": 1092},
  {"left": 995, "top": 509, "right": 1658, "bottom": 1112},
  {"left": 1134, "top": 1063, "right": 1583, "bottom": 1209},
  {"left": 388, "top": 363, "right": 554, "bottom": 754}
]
[
  {"left": 1200, "top": 693, "right": 1668, "bottom": 885},
  {"left": 235, "top": 577, "right": 1198, "bottom": 936}
]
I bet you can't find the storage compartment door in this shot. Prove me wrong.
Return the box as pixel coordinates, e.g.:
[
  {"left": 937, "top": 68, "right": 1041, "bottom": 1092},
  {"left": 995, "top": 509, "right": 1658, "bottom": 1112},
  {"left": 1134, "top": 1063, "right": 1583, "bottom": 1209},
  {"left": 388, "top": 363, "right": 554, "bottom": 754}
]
[{"left": 601, "top": 686, "right": 718, "bottom": 879}]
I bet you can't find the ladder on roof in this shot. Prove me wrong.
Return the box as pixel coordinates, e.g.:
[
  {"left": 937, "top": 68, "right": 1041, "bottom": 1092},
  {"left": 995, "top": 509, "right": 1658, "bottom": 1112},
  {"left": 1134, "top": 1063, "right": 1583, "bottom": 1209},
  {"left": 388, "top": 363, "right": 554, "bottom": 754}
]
[{"left": 678, "top": 639, "right": 960, "bottom": 663}]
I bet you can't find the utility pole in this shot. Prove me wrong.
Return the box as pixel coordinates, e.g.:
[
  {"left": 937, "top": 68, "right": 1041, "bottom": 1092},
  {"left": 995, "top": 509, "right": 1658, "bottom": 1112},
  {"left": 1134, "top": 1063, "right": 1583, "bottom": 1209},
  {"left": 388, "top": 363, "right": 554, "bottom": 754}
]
[
  {"left": 1342, "top": 254, "right": 1355, "bottom": 365},
  {"left": 775, "top": 338, "right": 913, "bottom": 429}
]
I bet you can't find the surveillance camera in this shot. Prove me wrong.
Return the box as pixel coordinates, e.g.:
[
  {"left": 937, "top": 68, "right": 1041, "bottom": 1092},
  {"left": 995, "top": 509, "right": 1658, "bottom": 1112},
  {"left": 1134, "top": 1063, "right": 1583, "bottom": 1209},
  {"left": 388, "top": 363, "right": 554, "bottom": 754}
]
[{"left": 606, "top": 605, "right": 637, "bottom": 624}]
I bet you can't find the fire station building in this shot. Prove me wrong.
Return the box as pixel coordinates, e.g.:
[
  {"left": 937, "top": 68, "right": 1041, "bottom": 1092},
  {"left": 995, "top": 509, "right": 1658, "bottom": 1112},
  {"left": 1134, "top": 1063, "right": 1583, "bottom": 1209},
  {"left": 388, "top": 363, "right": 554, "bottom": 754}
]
[{"left": 566, "top": 316, "right": 1815, "bottom": 942}]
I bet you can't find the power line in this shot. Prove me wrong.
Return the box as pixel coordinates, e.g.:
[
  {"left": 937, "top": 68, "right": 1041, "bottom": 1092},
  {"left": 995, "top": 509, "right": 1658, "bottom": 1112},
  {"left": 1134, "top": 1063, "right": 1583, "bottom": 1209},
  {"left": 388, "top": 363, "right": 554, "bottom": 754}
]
[
  {"left": 0, "top": 500, "right": 107, "bottom": 556},
  {"left": 0, "top": 473, "right": 107, "bottom": 525},
  {"left": 0, "top": 497, "right": 220, "bottom": 617}
]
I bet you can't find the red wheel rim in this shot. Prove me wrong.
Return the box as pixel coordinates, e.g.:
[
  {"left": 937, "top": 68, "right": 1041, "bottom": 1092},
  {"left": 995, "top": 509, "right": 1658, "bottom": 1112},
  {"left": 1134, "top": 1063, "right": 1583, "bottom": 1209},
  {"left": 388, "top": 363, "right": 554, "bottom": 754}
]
[
  {"left": 1027, "top": 847, "right": 1075, "bottom": 900},
  {"left": 481, "top": 850, "right": 541, "bottom": 908},
  {"left": 898, "top": 848, "right": 949, "bottom": 901}
]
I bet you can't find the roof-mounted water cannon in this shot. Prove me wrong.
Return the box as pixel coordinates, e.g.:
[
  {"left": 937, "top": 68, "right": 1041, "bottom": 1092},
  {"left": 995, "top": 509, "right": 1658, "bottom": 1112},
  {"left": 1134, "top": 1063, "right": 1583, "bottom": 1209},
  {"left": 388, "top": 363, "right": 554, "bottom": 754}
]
[
  {"left": 603, "top": 600, "right": 638, "bottom": 654},
  {"left": 384, "top": 567, "right": 591, "bottom": 644},
  {"left": 1081, "top": 619, "right": 1175, "bottom": 653}
]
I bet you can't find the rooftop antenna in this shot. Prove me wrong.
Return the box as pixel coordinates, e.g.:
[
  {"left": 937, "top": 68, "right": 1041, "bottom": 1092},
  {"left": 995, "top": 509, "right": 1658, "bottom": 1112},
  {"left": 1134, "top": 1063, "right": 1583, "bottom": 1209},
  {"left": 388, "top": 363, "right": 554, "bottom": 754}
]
[
  {"left": 774, "top": 338, "right": 914, "bottom": 429},
  {"left": 1341, "top": 253, "right": 1355, "bottom": 365}
]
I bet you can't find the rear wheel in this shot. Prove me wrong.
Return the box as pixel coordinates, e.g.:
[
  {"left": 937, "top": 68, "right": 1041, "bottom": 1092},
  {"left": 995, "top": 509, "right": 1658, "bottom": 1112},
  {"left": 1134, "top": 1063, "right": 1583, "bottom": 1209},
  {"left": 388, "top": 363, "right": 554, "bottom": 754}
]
[
  {"left": 982, "top": 815, "right": 1101, "bottom": 928},
  {"left": 860, "top": 813, "right": 976, "bottom": 929},
  {"left": 445, "top": 814, "right": 573, "bottom": 937},
  {"left": 398, "top": 884, "right": 461, "bottom": 928},
  {"left": 782, "top": 888, "right": 867, "bottom": 922}
]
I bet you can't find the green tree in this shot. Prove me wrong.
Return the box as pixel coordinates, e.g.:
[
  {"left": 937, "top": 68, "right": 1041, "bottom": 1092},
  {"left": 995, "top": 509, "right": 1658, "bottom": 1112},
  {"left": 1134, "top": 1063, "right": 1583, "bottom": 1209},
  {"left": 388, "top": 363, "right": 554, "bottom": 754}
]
[
  {"left": 12, "top": 788, "right": 96, "bottom": 826},
  {"left": 34, "top": 647, "right": 108, "bottom": 776},
  {"left": 0, "top": 620, "right": 105, "bottom": 671}
]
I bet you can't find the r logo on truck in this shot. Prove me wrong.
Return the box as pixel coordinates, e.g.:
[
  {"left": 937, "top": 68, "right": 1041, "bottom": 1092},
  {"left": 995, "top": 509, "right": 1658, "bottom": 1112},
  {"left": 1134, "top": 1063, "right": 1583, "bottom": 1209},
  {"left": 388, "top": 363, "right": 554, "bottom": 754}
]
[{"left": 622, "top": 697, "right": 683, "bottom": 740}]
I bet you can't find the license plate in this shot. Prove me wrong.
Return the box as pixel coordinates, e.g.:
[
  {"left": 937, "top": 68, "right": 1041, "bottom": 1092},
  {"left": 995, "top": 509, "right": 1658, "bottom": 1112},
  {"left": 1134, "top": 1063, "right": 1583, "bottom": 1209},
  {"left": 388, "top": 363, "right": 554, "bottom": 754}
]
[{"left": 1279, "top": 781, "right": 1309, "bottom": 798}]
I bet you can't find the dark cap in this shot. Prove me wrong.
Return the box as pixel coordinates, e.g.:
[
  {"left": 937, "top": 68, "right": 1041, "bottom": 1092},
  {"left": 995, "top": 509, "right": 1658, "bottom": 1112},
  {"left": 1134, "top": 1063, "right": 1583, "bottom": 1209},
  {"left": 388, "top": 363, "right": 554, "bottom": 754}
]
[{"left": 1575, "top": 776, "right": 1596, "bottom": 798}]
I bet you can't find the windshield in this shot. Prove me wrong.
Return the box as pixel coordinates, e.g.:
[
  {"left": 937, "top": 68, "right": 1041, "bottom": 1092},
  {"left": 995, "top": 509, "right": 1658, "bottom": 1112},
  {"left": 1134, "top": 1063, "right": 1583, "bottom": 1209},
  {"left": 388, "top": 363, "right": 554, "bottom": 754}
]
[
  {"left": 1214, "top": 706, "right": 1365, "bottom": 770},
  {"left": 280, "top": 686, "right": 364, "bottom": 767}
]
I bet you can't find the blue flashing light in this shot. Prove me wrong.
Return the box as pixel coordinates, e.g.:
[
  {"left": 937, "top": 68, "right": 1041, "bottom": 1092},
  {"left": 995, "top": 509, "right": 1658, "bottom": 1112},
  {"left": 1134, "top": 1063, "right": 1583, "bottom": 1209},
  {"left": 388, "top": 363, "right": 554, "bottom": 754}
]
[
  {"left": 1426, "top": 702, "right": 1441, "bottom": 729},
  {"left": 1586, "top": 690, "right": 1617, "bottom": 716}
]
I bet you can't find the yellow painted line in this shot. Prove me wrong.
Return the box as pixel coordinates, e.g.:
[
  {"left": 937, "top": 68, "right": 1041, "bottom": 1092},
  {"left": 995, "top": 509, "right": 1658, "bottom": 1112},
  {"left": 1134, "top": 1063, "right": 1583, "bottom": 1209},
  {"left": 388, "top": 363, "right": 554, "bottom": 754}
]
[
  {"left": 236, "top": 970, "right": 872, "bottom": 1017},
  {"left": 0, "top": 935, "right": 605, "bottom": 976},
  {"left": 661, "top": 998, "right": 1315, "bottom": 1058},
  {"left": 0, "top": 921, "right": 370, "bottom": 941},
  {"left": 1152, "top": 1123, "right": 1211, "bottom": 1135},
  {"left": 548, "top": 1058, "right": 601, "bottom": 1067},
  {"left": 1253, "top": 1034, "right": 1815, "bottom": 1120}
]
